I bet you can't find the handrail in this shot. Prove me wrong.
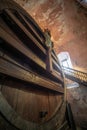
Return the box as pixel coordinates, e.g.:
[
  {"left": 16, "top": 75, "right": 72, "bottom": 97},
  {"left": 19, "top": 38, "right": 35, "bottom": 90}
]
[
  {"left": 62, "top": 66, "right": 87, "bottom": 86},
  {"left": 63, "top": 66, "right": 87, "bottom": 75}
]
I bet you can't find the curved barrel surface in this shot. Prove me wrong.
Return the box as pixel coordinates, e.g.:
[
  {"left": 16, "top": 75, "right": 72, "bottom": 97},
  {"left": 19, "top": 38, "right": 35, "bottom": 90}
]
[{"left": 0, "top": 0, "right": 65, "bottom": 130}]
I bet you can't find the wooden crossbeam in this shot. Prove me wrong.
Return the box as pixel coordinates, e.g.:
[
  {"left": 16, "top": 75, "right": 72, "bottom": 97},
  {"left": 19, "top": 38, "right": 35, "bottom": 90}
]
[
  {"left": 4, "top": 9, "right": 46, "bottom": 55},
  {"left": 0, "top": 57, "right": 64, "bottom": 93},
  {"left": 0, "top": 26, "right": 46, "bottom": 69},
  {"left": 52, "top": 59, "right": 61, "bottom": 72},
  {"left": 18, "top": 12, "right": 44, "bottom": 45},
  {"left": 52, "top": 51, "right": 58, "bottom": 63},
  {"left": 46, "top": 47, "right": 53, "bottom": 72}
]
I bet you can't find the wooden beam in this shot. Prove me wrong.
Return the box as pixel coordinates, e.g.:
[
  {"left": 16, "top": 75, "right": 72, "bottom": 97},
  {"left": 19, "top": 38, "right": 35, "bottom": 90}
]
[
  {"left": 46, "top": 47, "right": 53, "bottom": 72},
  {"left": 18, "top": 12, "right": 44, "bottom": 45},
  {"left": 0, "top": 26, "right": 46, "bottom": 69},
  {"left": 4, "top": 9, "right": 46, "bottom": 55},
  {"left": 52, "top": 51, "right": 58, "bottom": 63},
  {"left": 52, "top": 59, "right": 61, "bottom": 72},
  {"left": 52, "top": 71, "right": 63, "bottom": 83},
  {"left": 0, "top": 57, "right": 64, "bottom": 93}
]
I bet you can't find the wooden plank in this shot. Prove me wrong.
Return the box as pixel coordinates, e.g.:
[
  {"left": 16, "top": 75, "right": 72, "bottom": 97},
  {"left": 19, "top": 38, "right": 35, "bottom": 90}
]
[
  {"left": 0, "top": 16, "right": 27, "bottom": 48},
  {"left": 0, "top": 57, "right": 64, "bottom": 93},
  {"left": 4, "top": 9, "right": 46, "bottom": 55},
  {"left": 18, "top": 12, "right": 44, "bottom": 45},
  {"left": 52, "top": 59, "right": 61, "bottom": 72},
  {"left": 46, "top": 48, "right": 53, "bottom": 72},
  {"left": 52, "top": 71, "right": 63, "bottom": 83},
  {"left": 52, "top": 49, "right": 58, "bottom": 59},
  {"left": 0, "top": 50, "right": 63, "bottom": 84},
  {"left": 52, "top": 51, "right": 58, "bottom": 63},
  {"left": 0, "top": 26, "right": 46, "bottom": 69}
]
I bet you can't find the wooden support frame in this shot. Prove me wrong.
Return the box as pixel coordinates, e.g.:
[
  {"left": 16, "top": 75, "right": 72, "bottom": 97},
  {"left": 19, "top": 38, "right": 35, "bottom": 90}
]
[
  {"left": 0, "top": 7, "right": 64, "bottom": 91},
  {"left": 17, "top": 11, "right": 44, "bottom": 45},
  {"left": 0, "top": 57, "right": 64, "bottom": 93},
  {"left": 4, "top": 9, "right": 46, "bottom": 55},
  {"left": 46, "top": 47, "right": 53, "bottom": 72},
  {"left": 0, "top": 26, "right": 46, "bottom": 69},
  {"left": 52, "top": 59, "right": 61, "bottom": 72},
  {"left": 51, "top": 51, "right": 59, "bottom": 64}
]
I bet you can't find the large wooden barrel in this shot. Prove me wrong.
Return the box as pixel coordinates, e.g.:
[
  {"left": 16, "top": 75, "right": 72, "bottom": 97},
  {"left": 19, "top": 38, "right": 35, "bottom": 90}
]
[{"left": 0, "top": 0, "right": 65, "bottom": 130}]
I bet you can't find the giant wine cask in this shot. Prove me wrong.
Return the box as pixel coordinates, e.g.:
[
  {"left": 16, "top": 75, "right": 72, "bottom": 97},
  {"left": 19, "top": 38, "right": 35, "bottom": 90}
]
[{"left": 0, "top": 0, "right": 65, "bottom": 130}]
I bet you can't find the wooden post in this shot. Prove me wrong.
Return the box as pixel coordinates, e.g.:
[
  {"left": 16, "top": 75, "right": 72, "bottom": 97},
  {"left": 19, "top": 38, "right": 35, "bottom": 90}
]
[{"left": 46, "top": 47, "right": 53, "bottom": 72}]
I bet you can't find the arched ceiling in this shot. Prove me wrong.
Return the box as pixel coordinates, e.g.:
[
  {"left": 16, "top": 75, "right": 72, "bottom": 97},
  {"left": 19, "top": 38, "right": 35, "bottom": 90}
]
[{"left": 14, "top": 0, "right": 87, "bottom": 69}]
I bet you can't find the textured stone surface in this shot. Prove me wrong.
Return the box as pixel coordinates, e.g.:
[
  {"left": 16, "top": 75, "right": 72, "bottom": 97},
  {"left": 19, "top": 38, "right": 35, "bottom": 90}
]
[{"left": 67, "top": 86, "right": 87, "bottom": 128}]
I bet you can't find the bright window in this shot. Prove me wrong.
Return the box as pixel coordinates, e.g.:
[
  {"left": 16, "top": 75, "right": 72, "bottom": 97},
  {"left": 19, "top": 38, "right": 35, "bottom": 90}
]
[{"left": 57, "top": 52, "right": 73, "bottom": 68}]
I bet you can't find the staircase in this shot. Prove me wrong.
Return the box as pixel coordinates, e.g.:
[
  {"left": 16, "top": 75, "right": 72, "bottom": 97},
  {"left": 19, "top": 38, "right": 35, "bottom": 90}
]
[{"left": 62, "top": 66, "right": 87, "bottom": 86}]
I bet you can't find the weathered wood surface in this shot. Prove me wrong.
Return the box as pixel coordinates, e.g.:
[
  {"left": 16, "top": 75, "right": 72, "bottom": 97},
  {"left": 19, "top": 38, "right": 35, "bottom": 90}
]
[
  {"left": 0, "top": 26, "right": 46, "bottom": 69},
  {"left": 0, "top": 0, "right": 45, "bottom": 42},
  {"left": 0, "top": 57, "right": 63, "bottom": 93},
  {"left": 4, "top": 9, "right": 46, "bottom": 55},
  {"left": 18, "top": 11, "right": 44, "bottom": 45},
  {"left": 0, "top": 1, "right": 65, "bottom": 129},
  {"left": 0, "top": 90, "right": 65, "bottom": 130},
  {"left": 46, "top": 47, "right": 53, "bottom": 72},
  {"left": 1, "top": 84, "right": 63, "bottom": 123}
]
